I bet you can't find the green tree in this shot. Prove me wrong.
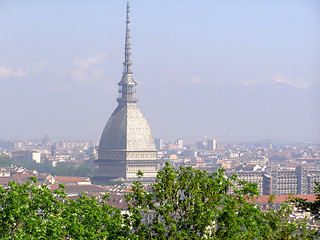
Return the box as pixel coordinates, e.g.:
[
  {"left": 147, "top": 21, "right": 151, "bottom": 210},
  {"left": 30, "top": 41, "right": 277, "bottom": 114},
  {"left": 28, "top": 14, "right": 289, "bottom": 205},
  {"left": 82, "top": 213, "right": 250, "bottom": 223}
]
[
  {"left": 74, "top": 164, "right": 94, "bottom": 177},
  {"left": 5, "top": 157, "right": 54, "bottom": 174},
  {"left": 294, "top": 182, "right": 320, "bottom": 220},
  {"left": 0, "top": 177, "right": 131, "bottom": 239},
  {"left": 293, "top": 181, "right": 320, "bottom": 238},
  {"left": 5, "top": 157, "right": 92, "bottom": 177},
  {"left": 51, "top": 163, "right": 93, "bottom": 177},
  {"left": 1, "top": 163, "right": 317, "bottom": 239},
  {"left": 0, "top": 155, "right": 11, "bottom": 167},
  {"left": 125, "top": 162, "right": 317, "bottom": 239}
]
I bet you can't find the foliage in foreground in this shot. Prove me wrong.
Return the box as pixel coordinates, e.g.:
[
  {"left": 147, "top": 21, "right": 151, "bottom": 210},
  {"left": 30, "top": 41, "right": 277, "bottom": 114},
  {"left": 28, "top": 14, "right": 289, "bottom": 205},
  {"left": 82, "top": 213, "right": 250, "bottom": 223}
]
[
  {"left": 125, "top": 163, "right": 318, "bottom": 239},
  {"left": 0, "top": 177, "right": 130, "bottom": 239},
  {"left": 0, "top": 163, "right": 318, "bottom": 239},
  {"left": 294, "top": 181, "right": 320, "bottom": 220}
]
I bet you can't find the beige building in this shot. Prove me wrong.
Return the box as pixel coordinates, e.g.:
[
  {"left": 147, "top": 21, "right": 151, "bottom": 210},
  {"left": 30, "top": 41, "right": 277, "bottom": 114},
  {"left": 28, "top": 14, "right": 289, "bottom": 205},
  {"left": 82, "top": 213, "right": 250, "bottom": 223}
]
[{"left": 92, "top": 4, "right": 159, "bottom": 184}]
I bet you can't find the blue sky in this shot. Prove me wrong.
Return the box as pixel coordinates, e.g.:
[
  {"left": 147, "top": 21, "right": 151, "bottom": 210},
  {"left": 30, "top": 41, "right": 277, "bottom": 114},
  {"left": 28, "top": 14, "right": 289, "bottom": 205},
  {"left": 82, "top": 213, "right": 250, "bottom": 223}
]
[{"left": 0, "top": 0, "right": 319, "bottom": 143}]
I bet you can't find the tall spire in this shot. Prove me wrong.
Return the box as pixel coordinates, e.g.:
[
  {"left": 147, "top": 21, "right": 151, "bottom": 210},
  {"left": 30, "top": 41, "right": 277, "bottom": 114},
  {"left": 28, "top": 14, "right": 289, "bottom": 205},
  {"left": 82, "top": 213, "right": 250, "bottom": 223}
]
[
  {"left": 117, "top": 2, "right": 137, "bottom": 105},
  {"left": 93, "top": 1, "right": 158, "bottom": 185},
  {"left": 123, "top": 2, "right": 132, "bottom": 74}
]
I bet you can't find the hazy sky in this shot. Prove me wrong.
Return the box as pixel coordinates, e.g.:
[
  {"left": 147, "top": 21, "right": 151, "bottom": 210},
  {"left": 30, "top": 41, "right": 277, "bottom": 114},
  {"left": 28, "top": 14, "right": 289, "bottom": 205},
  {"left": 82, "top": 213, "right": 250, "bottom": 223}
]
[{"left": 0, "top": 0, "right": 319, "bottom": 143}]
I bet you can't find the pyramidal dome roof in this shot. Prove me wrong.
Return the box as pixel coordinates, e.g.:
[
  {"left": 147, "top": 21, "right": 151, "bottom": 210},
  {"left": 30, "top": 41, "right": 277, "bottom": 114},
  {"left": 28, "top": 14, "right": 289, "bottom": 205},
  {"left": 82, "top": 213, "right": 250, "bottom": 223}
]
[
  {"left": 98, "top": 3, "right": 155, "bottom": 154},
  {"left": 99, "top": 105, "right": 156, "bottom": 152}
]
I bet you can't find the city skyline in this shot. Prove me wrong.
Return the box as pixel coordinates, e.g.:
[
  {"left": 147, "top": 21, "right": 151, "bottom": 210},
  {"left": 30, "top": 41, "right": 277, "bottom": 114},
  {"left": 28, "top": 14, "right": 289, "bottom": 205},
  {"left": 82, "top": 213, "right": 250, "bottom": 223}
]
[{"left": 0, "top": 0, "right": 319, "bottom": 143}]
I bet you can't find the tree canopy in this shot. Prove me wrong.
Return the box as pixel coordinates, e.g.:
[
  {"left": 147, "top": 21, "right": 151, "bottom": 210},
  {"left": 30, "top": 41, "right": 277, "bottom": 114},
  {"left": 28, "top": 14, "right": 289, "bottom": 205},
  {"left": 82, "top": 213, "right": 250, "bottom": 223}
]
[
  {"left": 0, "top": 177, "right": 130, "bottom": 239},
  {"left": 0, "top": 156, "right": 93, "bottom": 177},
  {"left": 294, "top": 181, "right": 320, "bottom": 220},
  {"left": 125, "top": 163, "right": 317, "bottom": 239},
  {"left": 0, "top": 163, "right": 318, "bottom": 239}
]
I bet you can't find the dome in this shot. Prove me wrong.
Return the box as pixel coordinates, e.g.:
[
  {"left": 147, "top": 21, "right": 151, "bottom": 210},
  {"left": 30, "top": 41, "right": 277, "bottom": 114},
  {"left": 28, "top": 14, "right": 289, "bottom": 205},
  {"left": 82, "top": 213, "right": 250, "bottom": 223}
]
[
  {"left": 99, "top": 104, "right": 156, "bottom": 153},
  {"left": 92, "top": 3, "right": 159, "bottom": 184}
]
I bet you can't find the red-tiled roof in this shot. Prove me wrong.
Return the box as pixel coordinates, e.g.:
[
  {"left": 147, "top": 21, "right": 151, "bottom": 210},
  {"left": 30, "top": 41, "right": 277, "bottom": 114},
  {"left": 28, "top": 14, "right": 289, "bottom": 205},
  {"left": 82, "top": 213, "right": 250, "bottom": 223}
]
[
  {"left": 106, "top": 194, "right": 128, "bottom": 210},
  {"left": 50, "top": 183, "right": 107, "bottom": 193},
  {"left": 53, "top": 176, "right": 90, "bottom": 183},
  {"left": 250, "top": 194, "right": 317, "bottom": 204},
  {"left": 0, "top": 176, "right": 31, "bottom": 184},
  {"left": 66, "top": 193, "right": 128, "bottom": 210},
  {"left": 196, "top": 159, "right": 205, "bottom": 163}
]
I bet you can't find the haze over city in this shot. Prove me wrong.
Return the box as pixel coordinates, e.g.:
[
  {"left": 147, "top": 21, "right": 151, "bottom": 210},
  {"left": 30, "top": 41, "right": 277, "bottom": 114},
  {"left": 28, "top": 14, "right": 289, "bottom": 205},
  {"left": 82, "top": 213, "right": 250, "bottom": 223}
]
[{"left": 0, "top": 0, "right": 319, "bottom": 143}]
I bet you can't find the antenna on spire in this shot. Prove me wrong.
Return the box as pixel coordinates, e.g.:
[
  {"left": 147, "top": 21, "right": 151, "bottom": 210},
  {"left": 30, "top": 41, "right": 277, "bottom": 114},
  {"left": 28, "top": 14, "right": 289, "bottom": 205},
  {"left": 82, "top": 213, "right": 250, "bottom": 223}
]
[{"left": 123, "top": 1, "right": 132, "bottom": 74}]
